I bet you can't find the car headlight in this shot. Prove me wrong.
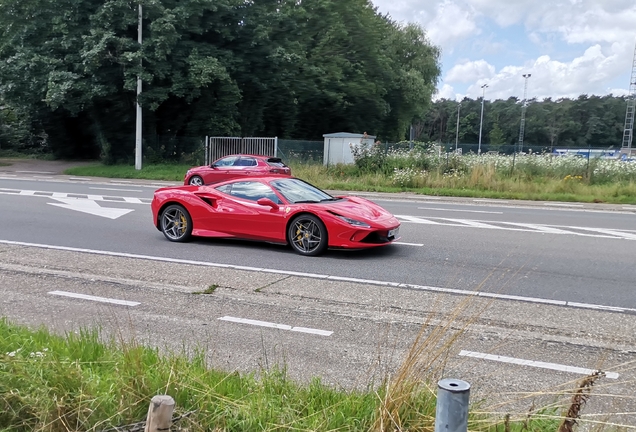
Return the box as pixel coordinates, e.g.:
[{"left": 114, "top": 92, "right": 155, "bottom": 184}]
[{"left": 336, "top": 215, "right": 371, "bottom": 228}]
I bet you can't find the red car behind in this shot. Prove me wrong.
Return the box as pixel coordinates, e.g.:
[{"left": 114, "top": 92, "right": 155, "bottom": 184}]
[{"left": 184, "top": 154, "right": 291, "bottom": 185}]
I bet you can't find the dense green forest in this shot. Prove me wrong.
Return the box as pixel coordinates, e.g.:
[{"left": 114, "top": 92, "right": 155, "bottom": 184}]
[
  {"left": 0, "top": 0, "right": 629, "bottom": 163},
  {"left": 415, "top": 95, "right": 629, "bottom": 152},
  {"left": 0, "top": 0, "right": 440, "bottom": 162}
]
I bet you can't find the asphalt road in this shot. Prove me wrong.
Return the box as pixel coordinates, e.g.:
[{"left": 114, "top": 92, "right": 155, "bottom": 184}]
[
  {"left": 1, "top": 171, "right": 636, "bottom": 425},
  {"left": 0, "top": 176, "right": 635, "bottom": 309}
]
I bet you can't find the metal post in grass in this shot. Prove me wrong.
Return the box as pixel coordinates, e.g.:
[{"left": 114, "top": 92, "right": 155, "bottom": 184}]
[
  {"left": 434, "top": 379, "right": 470, "bottom": 432},
  {"left": 144, "top": 395, "right": 175, "bottom": 432}
]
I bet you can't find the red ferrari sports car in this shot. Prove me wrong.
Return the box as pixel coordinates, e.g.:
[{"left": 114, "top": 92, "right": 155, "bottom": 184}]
[
  {"left": 152, "top": 177, "right": 401, "bottom": 256},
  {"left": 184, "top": 154, "right": 291, "bottom": 185}
]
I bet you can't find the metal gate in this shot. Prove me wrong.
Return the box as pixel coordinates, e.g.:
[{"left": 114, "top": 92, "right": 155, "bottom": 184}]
[{"left": 205, "top": 136, "right": 278, "bottom": 165}]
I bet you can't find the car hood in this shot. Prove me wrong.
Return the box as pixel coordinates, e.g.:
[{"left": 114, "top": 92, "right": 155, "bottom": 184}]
[{"left": 322, "top": 196, "right": 395, "bottom": 222}]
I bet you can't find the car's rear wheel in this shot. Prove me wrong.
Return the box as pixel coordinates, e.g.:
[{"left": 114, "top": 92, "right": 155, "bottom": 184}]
[
  {"left": 188, "top": 175, "right": 204, "bottom": 186},
  {"left": 288, "top": 214, "right": 328, "bottom": 256},
  {"left": 160, "top": 204, "right": 193, "bottom": 242}
]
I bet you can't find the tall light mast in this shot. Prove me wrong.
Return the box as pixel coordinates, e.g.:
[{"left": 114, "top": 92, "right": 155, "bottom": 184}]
[
  {"left": 622, "top": 42, "right": 636, "bottom": 155},
  {"left": 518, "top": 74, "right": 531, "bottom": 153}
]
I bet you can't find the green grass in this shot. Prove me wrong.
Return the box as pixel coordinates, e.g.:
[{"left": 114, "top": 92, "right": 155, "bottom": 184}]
[
  {"left": 65, "top": 164, "right": 192, "bottom": 182},
  {"left": 0, "top": 318, "right": 563, "bottom": 431},
  {"left": 63, "top": 162, "right": 636, "bottom": 204}
]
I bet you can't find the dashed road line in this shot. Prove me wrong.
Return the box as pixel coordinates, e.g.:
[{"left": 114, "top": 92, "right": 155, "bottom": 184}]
[
  {"left": 459, "top": 350, "right": 619, "bottom": 379},
  {"left": 218, "top": 316, "right": 333, "bottom": 336},
  {"left": 4, "top": 240, "right": 635, "bottom": 315},
  {"left": 418, "top": 207, "right": 503, "bottom": 214},
  {"left": 544, "top": 203, "right": 584, "bottom": 208},
  {"left": 90, "top": 187, "right": 143, "bottom": 192},
  {"left": 48, "top": 290, "right": 140, "bottom": 306},
  {"left": 394, "top": 241, "right": 424, "bottom": 246}
]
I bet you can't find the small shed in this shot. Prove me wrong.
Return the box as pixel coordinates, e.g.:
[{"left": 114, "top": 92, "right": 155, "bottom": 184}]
[{"left": 322, "top": 132, "right": 376, "bottom": 165}]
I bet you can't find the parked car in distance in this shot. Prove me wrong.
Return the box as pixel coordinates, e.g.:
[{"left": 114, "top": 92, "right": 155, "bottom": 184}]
[
  {"left": 184, "top": 154, "right": 291, "bottom": 185},
  {"left": 152, "top": 176, "right": 401, "bottom": 256}
]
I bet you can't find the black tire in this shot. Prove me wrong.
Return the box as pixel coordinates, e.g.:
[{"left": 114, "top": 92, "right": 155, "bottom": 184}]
[
  {"left": 188, "top": 175, "right": 204, "bottom": 186},
  {"left": 287, "top": 214, "right": 328, "bottom": 256},
  {"left": 160, "top": 204, "right": 193, "bottom": 242}
]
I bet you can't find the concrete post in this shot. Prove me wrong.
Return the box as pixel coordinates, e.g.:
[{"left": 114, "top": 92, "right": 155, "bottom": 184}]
[
  {"left": 434, "top": 379, "right": 470, "bottom": 432},
  {"left": 144, "top": 395, "right": 175, "bottom": 432}
]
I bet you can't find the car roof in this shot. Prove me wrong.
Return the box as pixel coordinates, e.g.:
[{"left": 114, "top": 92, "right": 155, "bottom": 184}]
[{"left": 217, "top": 154, "right": 280, "bottom": 160}]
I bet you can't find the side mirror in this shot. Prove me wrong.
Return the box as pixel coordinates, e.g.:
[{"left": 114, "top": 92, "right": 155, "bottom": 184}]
[{"left": 257, "top": 198, "right": 280, "bottom": 210}]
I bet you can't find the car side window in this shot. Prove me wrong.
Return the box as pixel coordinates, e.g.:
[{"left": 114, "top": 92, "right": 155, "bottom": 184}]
[
  {"left": 214, "top": 156, "right": 238, "bottom": 167},
  {"left": 228, "top": 181, "right": 281, "bottom": 204},
  {"left": 215, "top": 184, "right": 232, "bottom": 194},
  {"left": 234, "top": 157, "right": 257, "bottom": 167}
]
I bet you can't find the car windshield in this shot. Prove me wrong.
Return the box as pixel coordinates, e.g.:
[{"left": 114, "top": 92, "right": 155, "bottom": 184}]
[{"left": 270, "top": 178, "right": 335, "bottom": 204}]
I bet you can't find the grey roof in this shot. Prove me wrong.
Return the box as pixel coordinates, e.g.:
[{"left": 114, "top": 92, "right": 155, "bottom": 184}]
[{"left": 322, "top": 132, "right": 376, "bottom": 138}]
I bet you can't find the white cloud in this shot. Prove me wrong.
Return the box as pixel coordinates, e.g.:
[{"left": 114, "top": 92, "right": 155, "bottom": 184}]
[
  {"left": 445, "top": 60, "right": 496, "bottom": 83},
  {"left": 433, "top": 84, "right": 460, "bottom": 101},
  {"left": 372, "top": 0, "right": 479, "bottom": 50},
  {"left": 371, "top": 0, "right": 636, "bottom": 99}
]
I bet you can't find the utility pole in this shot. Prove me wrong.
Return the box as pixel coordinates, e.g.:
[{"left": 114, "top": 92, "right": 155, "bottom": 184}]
[
  {"left": 135, "top": 4, "right": 143, "bottom": 170},
  {"left": 518, "top": 74, "right": 531, "bottom": 153},
  {"left": 455, "top": 103, "right": 461, "bottom": 152},
  {"left": 478, "top": 84, "right": 488, "bottom": 155}
]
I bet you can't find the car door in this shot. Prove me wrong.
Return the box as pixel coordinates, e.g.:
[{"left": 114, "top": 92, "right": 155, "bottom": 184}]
[
  {"left": 220, "top": 181, "right": 287, "bottom": 241},
  {"left": 225, "top": 156, "right": 258, "bottom": 180},
  {"left": 203, "top": 156, "right": 238, "bottom": 184}
]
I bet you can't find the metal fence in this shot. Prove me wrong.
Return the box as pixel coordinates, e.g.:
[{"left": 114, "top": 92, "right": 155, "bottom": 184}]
[{"left": 204, "top": 136, "right": 278, "bottom": 165}]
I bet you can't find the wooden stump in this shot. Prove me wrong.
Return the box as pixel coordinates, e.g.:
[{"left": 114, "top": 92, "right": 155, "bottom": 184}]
[{"left": 144, "top": 395, "right": 175, "bottom": 432}]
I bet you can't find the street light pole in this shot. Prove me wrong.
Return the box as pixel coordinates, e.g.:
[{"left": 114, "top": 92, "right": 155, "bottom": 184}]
[
  {"left": 135, "top": 4, "right": 143, "bottom": 170},
  {"left": 518, "top": 74, "right": 531, "bottom": 153},
  {"left": 478, "top": 84, "right": 488, "bottom": 155},
  {"left": 455, "top": 103, "right": 461, "bottom": 152}
]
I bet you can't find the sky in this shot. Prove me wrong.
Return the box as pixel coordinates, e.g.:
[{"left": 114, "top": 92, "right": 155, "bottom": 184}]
[{"left": 370, "top": 0, "right": 636, "bottom": 102}]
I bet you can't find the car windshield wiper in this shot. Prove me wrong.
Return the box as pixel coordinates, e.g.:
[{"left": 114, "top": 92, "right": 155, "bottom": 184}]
[
  {"left": 293, "top": 200, "right": 320, "bottom": 203},
  {"left": 319, "top": 198, "right": 339, "bottom": 202}
]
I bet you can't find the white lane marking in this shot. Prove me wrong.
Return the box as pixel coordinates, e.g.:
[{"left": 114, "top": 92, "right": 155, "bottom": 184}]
[
  {"left": 218, "top": 316, "right": 333, "bottom": 336},
  {"left": 396, "top": 215, "right": 636, "bottom": 240},
  {"left": 0, "top": 188, "right": 150, "bottom": 204},
  {"left": 16, "top": 170, "right": 55, "bottom": 174},
  {"left": 394, "top": 241, "right": 424, "bottom": 246},
  {"left": 576, "top": 227, "right": 636, "bottom": 240},
  {"left": 397, "top": 215, "right": 441, "bottom": 224},
  {"left": 110, "top": 180, "right": 132, "bottom": 183},
  {"left": 503, "top": 222, "right": 574, "bottom": 235},
  {"left": 544, "top": 203, "right": 584, "bottom": 208},
  {"left": 474, "top": 199, "right": 509, "bottom": 203},
  {"left": 48, "top": 198, "right": 134, "bottom": 219},
  {"left": 69, "top": 177, "right": 91, "bottom": 181},
  {"left": 33, "top": 175, "right": 53, "bottom": 179},
  {"left": 418, "top": 207, "right": 503, "bottom": 214},
  {"left": 0, "top": 174, "right": 17, "bottom": 177},
  {"left": 90, "top": 187, "right": 143, "bottom": 192},
  {"left": 3, "top": 240, "right": 635, "bottom": 315},
  {"left": 48, "top": 290, "right": 140, "bottom": 306},
  {"left": 459, "top": 350, "right": 619, "bottom": 379}
]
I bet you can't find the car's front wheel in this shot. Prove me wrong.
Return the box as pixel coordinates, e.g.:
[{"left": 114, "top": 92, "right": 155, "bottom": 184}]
[
  {"left": 288, "top": 214, "right": 328, "bottom": 256},
  {"left": 160, "top": 204, "right": 193, "bottom": 242},
  {"left": 188, "top": 175, "right": 204, "bottom": 186}
]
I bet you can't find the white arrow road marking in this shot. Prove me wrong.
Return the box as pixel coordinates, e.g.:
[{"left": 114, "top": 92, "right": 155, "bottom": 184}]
[
  {"left": 459, "top": 350, "right": 619, "bottom": 379},
  {"left": 218, "top": 316, "right": 333, "bottom": 336},
  {"left": 48, "top": 290, "right": 140, "bottom": 306},
  {"left": 48, "top": 197, "right": 134, "bottom": 219}
]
